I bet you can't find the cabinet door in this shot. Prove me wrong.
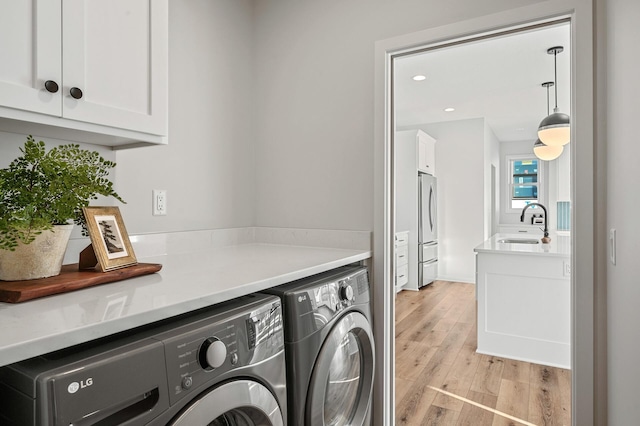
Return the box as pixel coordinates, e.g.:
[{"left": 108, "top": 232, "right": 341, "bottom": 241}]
[
  {"left": 0, "top": 0, "right": 61, "bottom": 116},
  {"left": 62, "top": 0, "right": 167, "bottom": 135},
  {"left": 417, "top": 131, "right": 436, "bottom": 175}
]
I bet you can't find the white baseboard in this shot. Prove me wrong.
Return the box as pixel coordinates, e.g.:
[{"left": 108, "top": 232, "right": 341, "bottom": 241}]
[{"left": 436, "top": 275, "right": 475, "bottom": 285}]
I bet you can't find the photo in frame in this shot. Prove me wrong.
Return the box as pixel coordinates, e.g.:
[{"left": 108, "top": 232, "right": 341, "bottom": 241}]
[{"left": 82, "top": 206, "right": 137, "bottom": 271}]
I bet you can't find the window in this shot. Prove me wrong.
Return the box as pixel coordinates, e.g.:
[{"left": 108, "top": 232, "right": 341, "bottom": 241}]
[{"left": 506, "top": 155, "right": 544, "bottom": 212}]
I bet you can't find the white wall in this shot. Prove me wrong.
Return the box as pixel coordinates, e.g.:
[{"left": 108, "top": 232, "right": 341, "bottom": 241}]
[
  {"left": 114, "top": 0, "right": 256, "bottom": 234},
  {"left": 422, "top": 119, "right": 485, "bottom": 283},
  {"left": 251, "top": 0, "right": 541, "bottom": 231},
  {"left": 605, "top": 0, "right": 640, "bottom": 423}
]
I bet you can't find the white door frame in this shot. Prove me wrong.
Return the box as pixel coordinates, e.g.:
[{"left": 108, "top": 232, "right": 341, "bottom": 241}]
[{"left": 372, "top": 1, "right": 596, "bottom": 425}]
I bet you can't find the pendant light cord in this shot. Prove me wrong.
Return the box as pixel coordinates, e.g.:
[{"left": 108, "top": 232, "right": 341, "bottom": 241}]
[
  {"left": 554, "top": 50, "right": 558, "bottom": 110},
  {"left": 546, "top": 84, "right": 550, "bottom": 115}
]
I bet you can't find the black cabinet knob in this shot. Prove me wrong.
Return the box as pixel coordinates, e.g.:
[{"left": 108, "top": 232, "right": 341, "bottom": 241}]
[
  {"left": 70, "top": 87, "right": 83, "bottom": 99},
  {"left": 44, "top": 80, "right": 59, "bottom": 93}
]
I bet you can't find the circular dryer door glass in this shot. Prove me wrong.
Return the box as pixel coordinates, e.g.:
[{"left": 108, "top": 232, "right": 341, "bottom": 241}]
[
  {"left": 306, "top": 311, "right": 375, "bottom": 426},
  {"left": 207, "top": 408, "right": 269, "bottom": 426},
  {"left": 170, "top": 380, "right": 284, "bottom": 426},
  {"left": 324, "top": 331, "right": 362, "bottom": 425}
]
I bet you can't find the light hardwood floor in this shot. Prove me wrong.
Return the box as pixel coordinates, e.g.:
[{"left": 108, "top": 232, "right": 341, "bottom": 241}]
[{"left": 395, "top": 280, "right": 571, "bottom": 426}]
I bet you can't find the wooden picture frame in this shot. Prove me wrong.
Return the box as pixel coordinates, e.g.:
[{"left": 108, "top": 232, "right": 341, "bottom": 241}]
[{"left": 82, "top": 206, "right": 137, "bottom": 272}]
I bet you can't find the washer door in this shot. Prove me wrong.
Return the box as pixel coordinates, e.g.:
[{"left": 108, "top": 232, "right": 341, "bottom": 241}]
[
  {"left": 306, "top": 311, "right": 375, "bottom": 426},
  {"left": 169, "top": 380, "right": 284, "bottom": 426}
]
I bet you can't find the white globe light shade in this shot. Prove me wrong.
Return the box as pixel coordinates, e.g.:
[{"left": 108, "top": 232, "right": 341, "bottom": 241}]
[
  {"left": 534, "top": 139, "right": 564, "bottom": 161},
  {"left": 537, "top": 110, "right": 570, "bottom": 146}
]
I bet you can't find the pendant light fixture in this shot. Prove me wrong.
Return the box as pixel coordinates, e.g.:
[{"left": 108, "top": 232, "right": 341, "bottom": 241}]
[
  {"left": 538, "top": 46, "right": 570, "bottom": 146},
  {"left": 534, "top": 82, "right": 564, "bottom": 160}
]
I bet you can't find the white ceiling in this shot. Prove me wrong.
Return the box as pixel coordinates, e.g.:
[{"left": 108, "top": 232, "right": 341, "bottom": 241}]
[{"left": 394, "top": 22, "right": 571, "bottom": 142}]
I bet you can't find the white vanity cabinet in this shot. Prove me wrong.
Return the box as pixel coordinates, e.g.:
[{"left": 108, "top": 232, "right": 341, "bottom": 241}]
[{"left": 0, "top": 0, "right": 168, "bottom": 147}]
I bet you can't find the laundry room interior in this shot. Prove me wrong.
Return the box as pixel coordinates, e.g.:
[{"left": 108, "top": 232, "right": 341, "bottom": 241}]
[{"left": 0, "top": 0, "right": 635, "bottom": 425}]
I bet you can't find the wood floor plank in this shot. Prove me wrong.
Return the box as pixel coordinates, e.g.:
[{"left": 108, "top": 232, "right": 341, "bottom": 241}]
[
  {"left": 469, "top": 354, "right": 505, "bottom": 397},
  {"left": 396, "top": 376, "right": 417, "bottom": 406},
  {"left": 396, "top": 287, "right": 452, "bottom": 340},
  {"left": 430, "top": 321, "right": 474, "bottom": 367},
  {"left": 528, "top": 363, "right": 566, "bottom": 426},
  {"left": 492, "top": 379, "right": 530, "bottom": 426},
  {"left": 420, "top": 405, "right": 460, "bottom": 426},
  {"left": 462, "top": 318, "right": 477, "bottom": 349},
  {"left": 395, "top": 288, "right": 434, "bottom": 322},
  {"left": 501, "top": 358, "right": 531, "bottom": 385},
  {"left": 457, "top": 299, "right": 477, "bottom": 325},
  {"left": 431, "top": 343, "right": 481, "bottom": 412},
  {"left": 396, "top": 355, "right": 453, "bottom": 425},
  {"left": 396, "top": 340, "right": 438, "bottom": 380},
  {"left": 557, "top": 368, "right": 572, "bottom": 426},
  {"left": 455, "top": 391, "right": 497, "bottom": 426},
  {"left": 398, "top": 299, "right": 455, "bottom": 343}
]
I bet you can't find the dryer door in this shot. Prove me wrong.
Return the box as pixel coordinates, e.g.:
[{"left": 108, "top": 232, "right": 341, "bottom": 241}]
[
  {"left": 168, "top": 380, "right": 284, "bottom": 426},
  {"left": 306, "top": 311, "right": 375, "bottom": 426}
]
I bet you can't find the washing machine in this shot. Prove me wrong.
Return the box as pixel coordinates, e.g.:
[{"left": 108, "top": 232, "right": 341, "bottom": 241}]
[
  {"left": 264, "top": 265, "right": 375, "bottom": 426},
  {"left": 0, "top": 294, "right": 287, "bottom": 426}
]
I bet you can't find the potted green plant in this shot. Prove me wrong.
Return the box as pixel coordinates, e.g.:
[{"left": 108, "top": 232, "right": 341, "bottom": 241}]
[{"left": 0, "top": 135, "right": 124, "bottom": 281}]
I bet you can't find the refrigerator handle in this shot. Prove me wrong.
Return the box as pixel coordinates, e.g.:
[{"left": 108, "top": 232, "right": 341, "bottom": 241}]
[
  {"left": 418, "top": 175, "right": 423, "bottom": 240},
  {"left": 429, "top": 184, "right": 434, "bottom": 232}
]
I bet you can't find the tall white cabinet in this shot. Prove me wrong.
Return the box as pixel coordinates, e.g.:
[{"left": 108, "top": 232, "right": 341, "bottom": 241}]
[
  {"left": 0, "top": 0, "right": 168, "bottom": 147},
  {"left": 395, "top": 129, "right": 436, "bottom": 291}
]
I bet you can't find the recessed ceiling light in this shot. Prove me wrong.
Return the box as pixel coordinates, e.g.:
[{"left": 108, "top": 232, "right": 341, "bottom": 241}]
[
  {"left": 444, "top": 107, "right": 455, "bottom": 112},
  {"left": 412, "top": 75, "right": 426, "bottom": 81}
]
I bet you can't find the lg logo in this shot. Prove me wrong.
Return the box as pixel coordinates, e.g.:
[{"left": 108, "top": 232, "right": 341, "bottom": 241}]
[
  {"left": 67, "top": 378, "right": 93, "bottom": 394},
  {"left": 297, "top": 295, "right": 307, "bottom": 303}
]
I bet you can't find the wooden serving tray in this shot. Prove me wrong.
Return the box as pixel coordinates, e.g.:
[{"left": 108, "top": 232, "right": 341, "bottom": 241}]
[{"left": 0, "top": 263, "right": 162, "bottom": 303}]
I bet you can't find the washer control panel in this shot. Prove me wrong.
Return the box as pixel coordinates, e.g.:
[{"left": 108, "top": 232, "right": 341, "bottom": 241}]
[
  {"left": 155, "top": 297, "right": 283, "bottom": 406},
  {"left": 276, "top": 266, "right": 370, "bottom": 342},
  {"left": 199, "top": 337, "right": 227, "bottom": 370}
]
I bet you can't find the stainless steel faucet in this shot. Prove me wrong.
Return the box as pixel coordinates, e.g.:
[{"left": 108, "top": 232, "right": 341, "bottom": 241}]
[{"left": 520, "top": 203, "right": 551, "bottom": 243}]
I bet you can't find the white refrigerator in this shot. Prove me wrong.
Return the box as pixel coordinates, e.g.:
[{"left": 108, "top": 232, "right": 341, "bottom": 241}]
[{"left": 419, "top": 172, "right": 438, "bottom": 287}]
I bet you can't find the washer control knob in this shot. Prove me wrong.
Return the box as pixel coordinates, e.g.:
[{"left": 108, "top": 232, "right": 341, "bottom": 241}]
[
  {"left": 199, "top": 338, "right": 227, "bottom": 369},
  {"left": 340, "top": 284, "right": 355, "bottom": 302},
  {"left": 230, "top": 353, "right": 239, "bottom": 365},
  {"left": 182, "top": 376, "right": 193, "bottom": 389}
]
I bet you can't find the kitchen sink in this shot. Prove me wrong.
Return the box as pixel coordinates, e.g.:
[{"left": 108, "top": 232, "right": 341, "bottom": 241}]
[{"left": 497, "top": 238, "right": 539, "bottom": 244}]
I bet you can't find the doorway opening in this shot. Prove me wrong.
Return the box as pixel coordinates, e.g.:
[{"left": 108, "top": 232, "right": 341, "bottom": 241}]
[{"left": 391, "top": 19, "right": 573, "bottom": 425}]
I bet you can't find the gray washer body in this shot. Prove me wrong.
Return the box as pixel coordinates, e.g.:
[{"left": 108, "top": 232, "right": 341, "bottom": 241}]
[
  {"left": 0, "top": 293, "right": 287, "bottom": 426},
  {"left": 264, "top": 265, "right": 375, "bottom": 426}
]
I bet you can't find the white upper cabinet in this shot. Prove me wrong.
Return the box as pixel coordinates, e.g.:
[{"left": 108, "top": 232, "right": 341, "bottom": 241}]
[
  {"left": 417, "top": 130, "right": 436, "bottom": 175},
  {"left": 0, "top": 0, "right": 168, "bottom": 147}
]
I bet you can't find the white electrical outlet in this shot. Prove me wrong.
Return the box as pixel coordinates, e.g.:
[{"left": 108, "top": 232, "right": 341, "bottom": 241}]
[
  {"left": 153, "top": 190, "right": 167, "bottom": 216},
  {"left": 563, "top": 261, "right": 571, "bottom": 277}
]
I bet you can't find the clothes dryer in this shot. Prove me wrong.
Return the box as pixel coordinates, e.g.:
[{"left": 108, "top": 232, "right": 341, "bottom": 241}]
[
  {"left": 0, "top": 294, "right": 287, "bottom": 426},
  {"left": 264, "top": 265, "right": 375, "bottom": 426}
]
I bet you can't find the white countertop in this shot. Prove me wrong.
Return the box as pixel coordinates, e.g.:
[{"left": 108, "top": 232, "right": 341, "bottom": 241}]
[
  {"left": 474, "top": 233, "right": 571, "bottom": 257},
  {"left": 0, "top": 228, "right": 371, "bottom": 367}
]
